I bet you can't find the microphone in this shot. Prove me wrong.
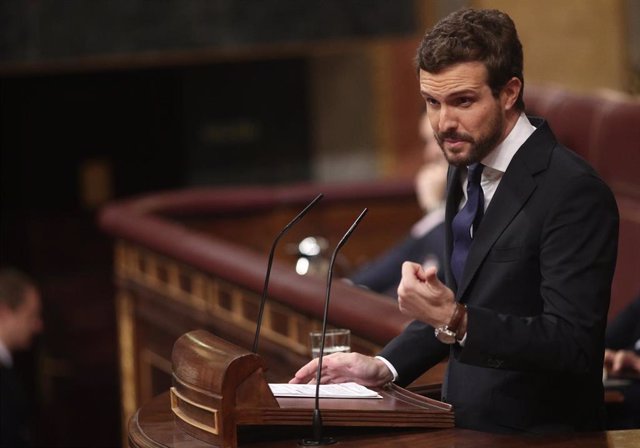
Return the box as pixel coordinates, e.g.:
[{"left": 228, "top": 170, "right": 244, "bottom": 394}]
[
  {"left": 300, "top": 208, "right": 368, "bottom": 447},
  {"left": 252, "top": 193, "right": 324, "bottom": 354}
]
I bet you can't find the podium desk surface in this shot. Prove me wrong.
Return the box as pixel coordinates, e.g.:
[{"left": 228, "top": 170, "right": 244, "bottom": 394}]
[{"left": 129, "top": 392, "right": 640, "bottom": 448}]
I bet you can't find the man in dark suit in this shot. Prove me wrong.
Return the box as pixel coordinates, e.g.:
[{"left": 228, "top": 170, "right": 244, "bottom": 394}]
[
  {"left": 0, "top": 268, "right": 43, "bottom": 447},
  {"left": 291, "top": 8, "right": 619, "bottom": 434}
]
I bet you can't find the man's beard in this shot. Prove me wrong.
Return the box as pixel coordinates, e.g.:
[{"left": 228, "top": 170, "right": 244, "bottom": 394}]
[{"left": 435, "top": 109, "right": 504, "bottom": 167}]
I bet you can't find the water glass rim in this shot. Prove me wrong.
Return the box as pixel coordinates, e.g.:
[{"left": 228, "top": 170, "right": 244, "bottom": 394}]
[{"left": 309, "top": 328, "right": 350, "bottom": 336}]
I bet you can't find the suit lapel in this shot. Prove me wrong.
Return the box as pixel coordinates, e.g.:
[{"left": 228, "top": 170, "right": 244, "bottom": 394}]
[
  {"left": 456, "top": 159, "right": 536, "bottom": 298},
  {"left": 455, "top": 119, "right": 555, "bottom": 299}
]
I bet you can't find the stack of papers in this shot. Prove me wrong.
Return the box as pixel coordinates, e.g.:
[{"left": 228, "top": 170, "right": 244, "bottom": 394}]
[{"left": 269, "top": 382, "right": 382, "bottom": 399}]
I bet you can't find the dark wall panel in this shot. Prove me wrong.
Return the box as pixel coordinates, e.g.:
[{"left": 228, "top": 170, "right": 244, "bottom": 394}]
[{"left": 1, "top": 0, "right": 417, "bottom": 62}]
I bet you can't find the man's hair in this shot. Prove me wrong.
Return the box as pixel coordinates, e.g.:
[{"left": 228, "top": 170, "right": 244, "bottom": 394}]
[
  {"left": 416, "top": 8, "right": 525, "bottom": 111},
  {"left": 0, "top": 268, "right": 36, "bottom": 310}
]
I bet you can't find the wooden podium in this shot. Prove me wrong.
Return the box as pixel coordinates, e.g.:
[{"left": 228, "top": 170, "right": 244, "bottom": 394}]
[{"left": 169, "top": 330, "right": 454, "bottom": 448}]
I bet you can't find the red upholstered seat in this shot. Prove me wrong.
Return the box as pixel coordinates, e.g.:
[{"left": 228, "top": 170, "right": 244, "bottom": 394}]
[
  {"left": 524, "top": 84, "right": 567, "bottom": 119},
  {"left": 525, "top": 85, "right": 605, "bottom": 160},
  {"left": 545, "top": 93, "right": 605, "bottom": 161},
  {"left": 590, "top": 99, "right": 640, "bottom": 194}
]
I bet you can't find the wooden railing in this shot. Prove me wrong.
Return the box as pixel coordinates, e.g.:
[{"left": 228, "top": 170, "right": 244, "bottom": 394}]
[{"left": 99, "top": 180, "right": 423, "bottom": 434}]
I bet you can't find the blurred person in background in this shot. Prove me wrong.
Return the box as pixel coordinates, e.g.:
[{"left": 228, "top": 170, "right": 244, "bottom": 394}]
[
  {"left": 348, "top": 113, "right": 448, "bottom": 296},
  {"left": 0, "top": 268, "right": 43, "bottom": 447},
  {"left": 604, "top": 293, "right": 640, "bottom": 429}
]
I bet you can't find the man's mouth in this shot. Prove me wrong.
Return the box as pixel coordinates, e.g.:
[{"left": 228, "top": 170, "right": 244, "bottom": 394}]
[
  {"left": 438, "top": 132, "right": 472, "bottom": 150},
  {"left": 443, "top": 138, "right": 467, "bottom": 149}
]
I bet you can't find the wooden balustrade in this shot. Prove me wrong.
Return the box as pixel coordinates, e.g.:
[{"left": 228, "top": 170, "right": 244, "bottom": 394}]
[{"left": 99, "top": 180, "right": 424, "bottom": 434}]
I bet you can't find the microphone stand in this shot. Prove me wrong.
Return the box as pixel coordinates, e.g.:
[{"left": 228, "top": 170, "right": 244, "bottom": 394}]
[
  {"left": 252, "top": 193, "right": 324, "bottom": 354},
  {"left": 299, "top": 208, "right": 368, "bottom": 446}
]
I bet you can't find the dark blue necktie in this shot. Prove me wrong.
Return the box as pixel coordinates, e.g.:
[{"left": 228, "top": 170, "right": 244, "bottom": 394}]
[{"left": 451, "top": 163, "right": 485, "bottom": 286}]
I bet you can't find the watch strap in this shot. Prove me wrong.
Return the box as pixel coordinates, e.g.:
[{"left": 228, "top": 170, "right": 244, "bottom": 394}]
[{"left": 448, "top": 302, "right": 466, "bottom": 335}]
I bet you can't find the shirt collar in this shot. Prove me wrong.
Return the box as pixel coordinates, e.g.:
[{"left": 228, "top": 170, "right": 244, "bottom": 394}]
[{"left": 481, "top": 113, "right": 536, "bottom": 174}]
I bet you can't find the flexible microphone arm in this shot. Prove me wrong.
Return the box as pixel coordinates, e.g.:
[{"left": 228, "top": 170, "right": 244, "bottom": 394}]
[
  {"left": 300, "top": 208, "right": 368, "bottom": 446},
  {"left": 252, "top": 193, "right": 324, "bottom": 354}
]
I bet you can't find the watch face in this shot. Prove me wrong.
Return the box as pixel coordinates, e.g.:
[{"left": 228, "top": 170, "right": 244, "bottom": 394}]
[{"left": 435, "top": 327, "right": 456, "bottom": 344}]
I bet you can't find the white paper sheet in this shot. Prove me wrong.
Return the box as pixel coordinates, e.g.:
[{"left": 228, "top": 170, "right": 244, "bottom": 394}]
[{"left": 269, "top": 382, "right": 382, "bottom": 399}]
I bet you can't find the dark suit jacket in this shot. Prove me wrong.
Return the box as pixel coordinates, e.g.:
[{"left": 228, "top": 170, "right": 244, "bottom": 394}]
[
  {"left": 349, "top": 221, "right": 446, "bottom": 297},
  {"left": 1, "top": 365, "right": 32, "bottom": 447},
  {"left": 380, "top": 118, "right": 619, "bottom": 434}
]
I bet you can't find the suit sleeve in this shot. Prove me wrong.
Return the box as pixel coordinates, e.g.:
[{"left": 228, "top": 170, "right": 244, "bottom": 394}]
[
  {"left": 378, "top": 320, "right": 450, "bottom": 387},
  {"left": 458, "top": 173, "right": 619, "bottom": 374},
  {"left": 349, "top": 234, "right": 416, "bottom": 294},
  {"left": 349, "top": 223, "right": 446, "bottom": 295}
]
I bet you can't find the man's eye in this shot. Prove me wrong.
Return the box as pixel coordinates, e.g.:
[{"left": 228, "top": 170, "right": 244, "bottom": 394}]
[
  {"left": 426, "top": 98, "right": 440, "bottom": 107},
  {"left": 457, "top": 97, "right": 473, "bottom": 107}
]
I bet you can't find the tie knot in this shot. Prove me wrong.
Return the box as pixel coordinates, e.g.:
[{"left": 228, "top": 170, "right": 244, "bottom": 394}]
[{"left": 468, "top": 163, "right": 484, "bottom": 185}]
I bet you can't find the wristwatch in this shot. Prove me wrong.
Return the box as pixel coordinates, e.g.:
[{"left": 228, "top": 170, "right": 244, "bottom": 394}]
[{"left": 434, "top": 302, "right": 466, "bottom": 344}]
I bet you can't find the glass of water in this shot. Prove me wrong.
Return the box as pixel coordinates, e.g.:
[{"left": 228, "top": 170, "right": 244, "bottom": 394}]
[{"left": 309, "top": 328, "right": 351, "bottom": 358}]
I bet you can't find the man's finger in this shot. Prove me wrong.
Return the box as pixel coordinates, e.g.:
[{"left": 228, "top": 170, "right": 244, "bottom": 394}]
[
  {"left": 612, "top": 350, "right": 628, "bottom": 373},
  {"left": 289, "top": 359, "right": 319, "bottom": 383},
  {"left": 423, "top": 266, "right": 440, "bottom": 285},
  {"left": 401, "top": 261, "right": 422, "bottom": 279}
]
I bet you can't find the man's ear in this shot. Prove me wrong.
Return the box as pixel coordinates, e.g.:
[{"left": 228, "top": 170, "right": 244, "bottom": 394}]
[{"left": 502, "top": 77, "right": 522, "bottom": 111}]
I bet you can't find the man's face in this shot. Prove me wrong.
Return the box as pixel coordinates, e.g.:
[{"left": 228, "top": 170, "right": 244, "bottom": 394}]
[
  {"left": 419, "top": 62, "right": 509, "bottom": 167},
  {"left": 4, "top": 287, "right": 43, "bottom": 351}
]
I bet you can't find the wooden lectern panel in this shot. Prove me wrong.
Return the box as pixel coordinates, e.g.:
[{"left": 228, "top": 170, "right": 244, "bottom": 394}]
[{"left": 170, "top": 330, "right": 453, "bottom": 448}]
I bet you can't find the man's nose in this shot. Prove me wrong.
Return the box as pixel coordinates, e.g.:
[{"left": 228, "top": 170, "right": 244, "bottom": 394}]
[{"left": 437, "top": 105, "right": 458, "bottom": 133}]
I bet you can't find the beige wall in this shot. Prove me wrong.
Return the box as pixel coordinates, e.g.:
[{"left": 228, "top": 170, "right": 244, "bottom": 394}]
[
  {"left": 473, "top": 0, "right": 630, "bottom": 92},
  {"left": 309, "top": 51, "right": 378, "bottom": 182}
]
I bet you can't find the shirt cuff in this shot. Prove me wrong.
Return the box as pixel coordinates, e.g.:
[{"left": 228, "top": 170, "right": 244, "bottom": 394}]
[{"left": 374, "top": 355, "right": 398, "bottom": 382}]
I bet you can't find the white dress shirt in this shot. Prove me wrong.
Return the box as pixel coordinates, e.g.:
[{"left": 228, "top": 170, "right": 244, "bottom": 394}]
[{"left": 0, "top": 338, "right": 13, "bottom": 368}]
